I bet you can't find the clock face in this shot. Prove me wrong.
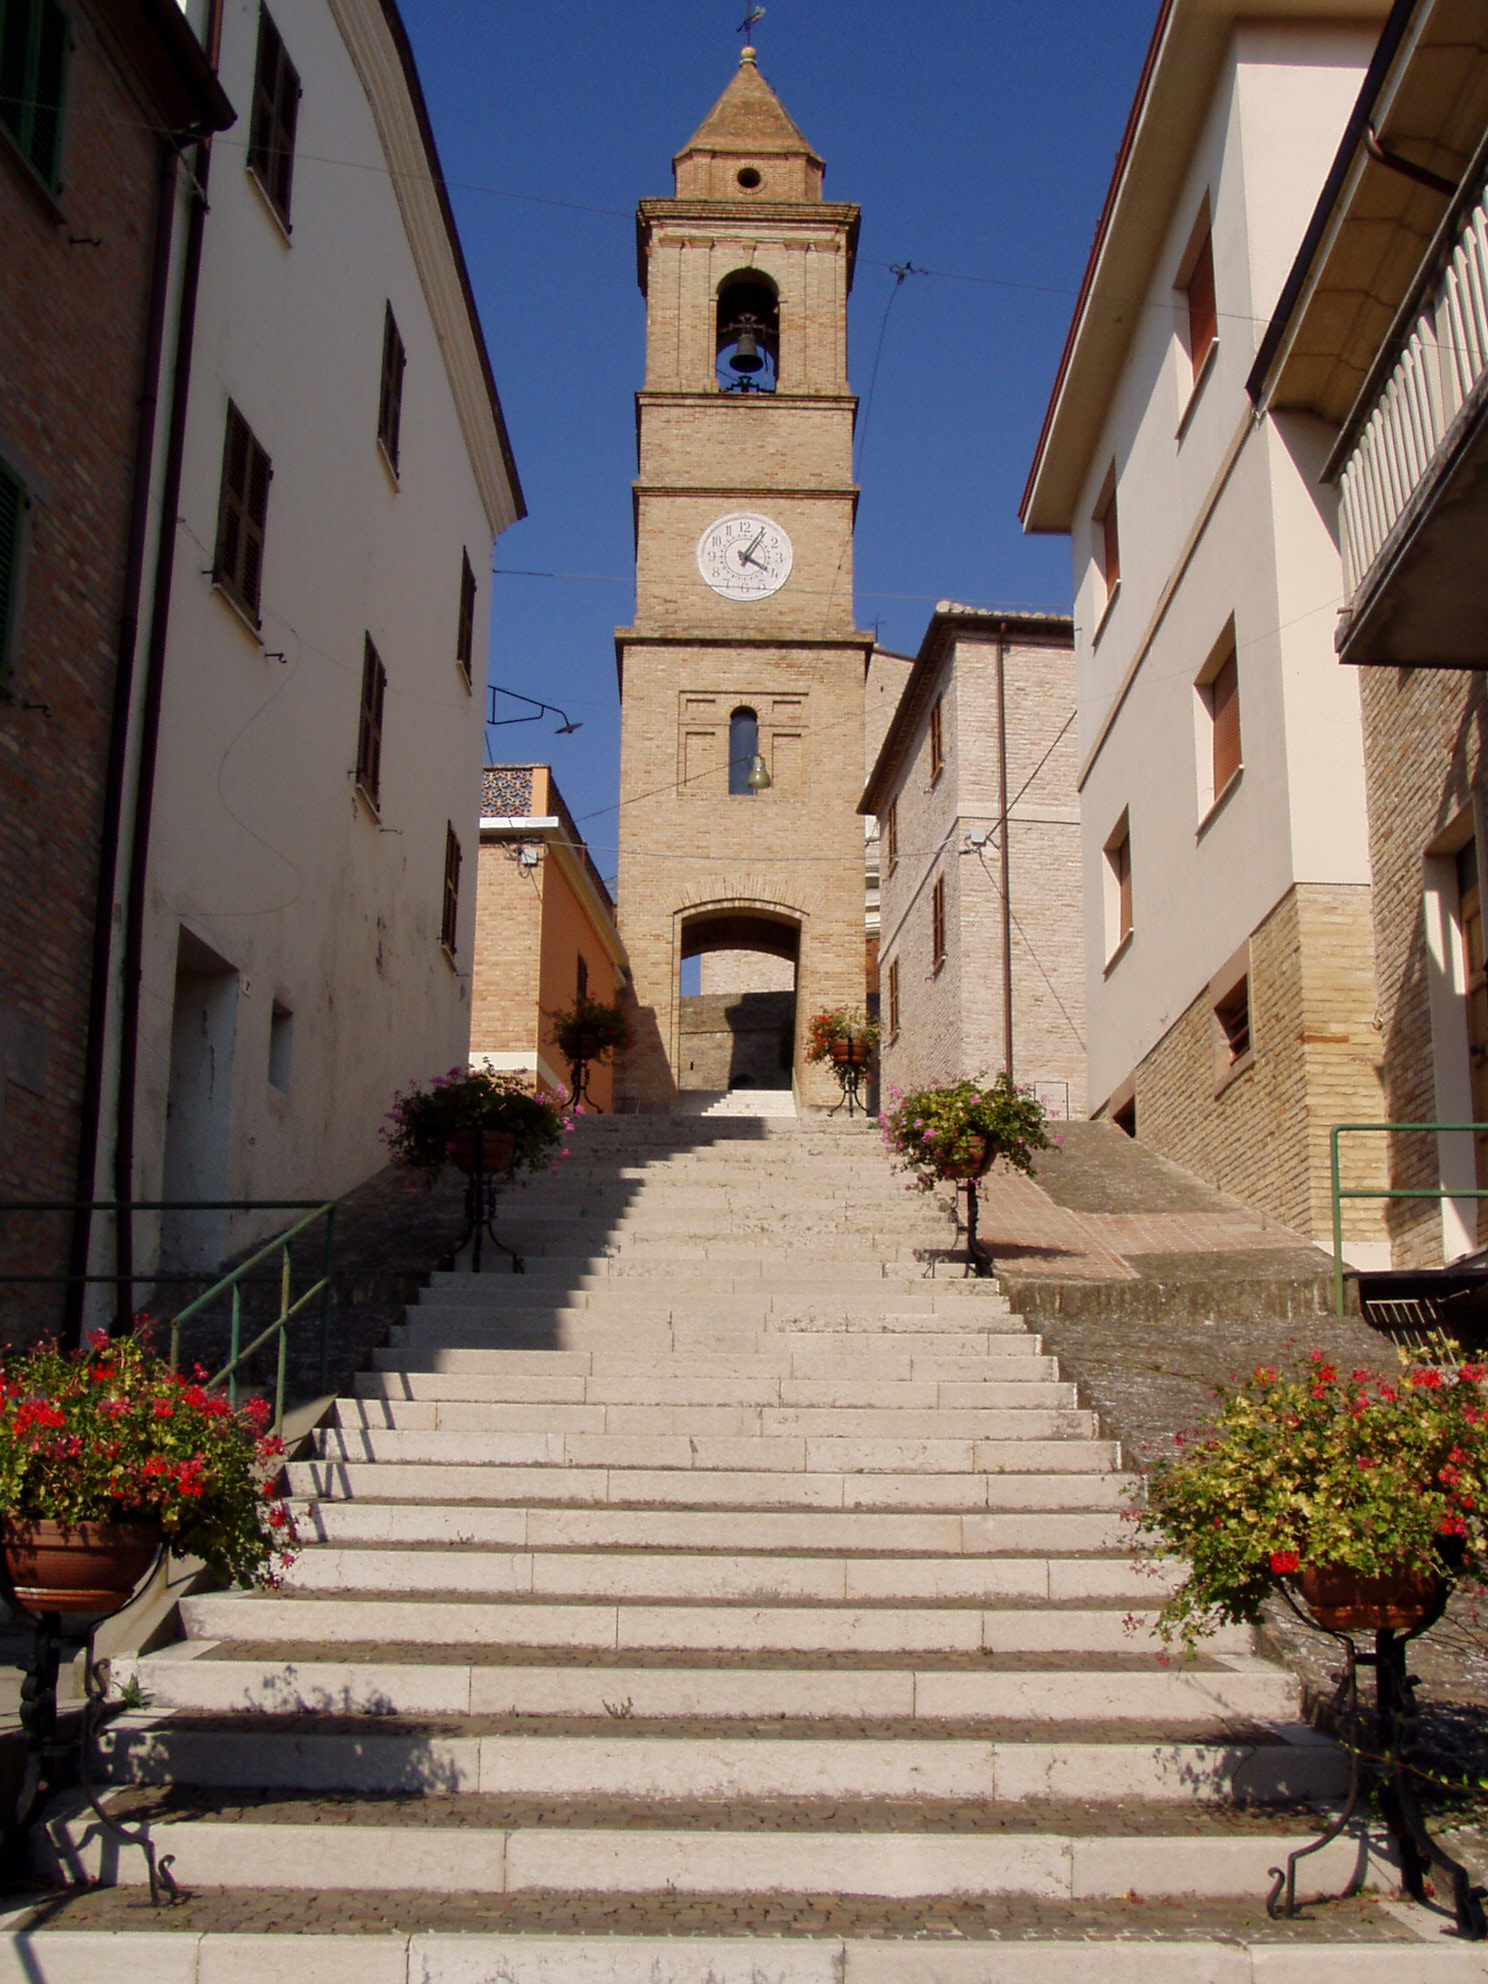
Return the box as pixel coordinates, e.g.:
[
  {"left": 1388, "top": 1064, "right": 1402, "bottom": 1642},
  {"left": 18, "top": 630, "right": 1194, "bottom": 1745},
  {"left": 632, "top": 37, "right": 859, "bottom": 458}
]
[{"left": 696, "top": 513, "right": 793, "bottom": 601}]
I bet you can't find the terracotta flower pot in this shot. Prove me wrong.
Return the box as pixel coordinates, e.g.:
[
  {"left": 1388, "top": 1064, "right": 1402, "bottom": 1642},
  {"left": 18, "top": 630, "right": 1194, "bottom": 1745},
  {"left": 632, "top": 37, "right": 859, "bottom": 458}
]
[
  {"left": 940, "top": 1135, "right": 996, "bottom": 1181},
  {"left": 450, "top": 1130, "right": 517, "bottom": 1176},
  {"left": 829, "top": 1039, "right": 873, "bottom": 1067},
  {"left": 0, "top": 1517, "right": 161, "bottom": 1620},
  {"left": 574, "top": 1033, "right": 603, "bottom": 1062},
  {"left": 1296, "top": 1562, "right": 1444, "bottom": 1634}
]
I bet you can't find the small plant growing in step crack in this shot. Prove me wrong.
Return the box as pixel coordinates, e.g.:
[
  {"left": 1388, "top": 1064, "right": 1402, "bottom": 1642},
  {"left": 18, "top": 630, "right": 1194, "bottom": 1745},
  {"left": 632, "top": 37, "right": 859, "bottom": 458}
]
[
  {"left": 602, "top": 1696, "right": 634, "bottom": 1719},
  {"left": 113, "top": 1669, "right": 151, "bottom": 1711}
]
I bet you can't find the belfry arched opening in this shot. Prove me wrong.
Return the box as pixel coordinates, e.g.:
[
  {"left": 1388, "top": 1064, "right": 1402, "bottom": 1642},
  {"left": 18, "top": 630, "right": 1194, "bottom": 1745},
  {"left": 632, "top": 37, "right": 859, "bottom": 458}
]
[{"left": 677, "top": 908, "right": 798, "bottom": 1096}]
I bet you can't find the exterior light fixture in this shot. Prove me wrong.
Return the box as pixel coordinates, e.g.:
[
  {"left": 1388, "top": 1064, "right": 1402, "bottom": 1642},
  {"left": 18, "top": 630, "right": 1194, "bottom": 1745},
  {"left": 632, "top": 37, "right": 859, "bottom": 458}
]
[{"left": 746, "top": 753, "right": 772, "bottom": 792}]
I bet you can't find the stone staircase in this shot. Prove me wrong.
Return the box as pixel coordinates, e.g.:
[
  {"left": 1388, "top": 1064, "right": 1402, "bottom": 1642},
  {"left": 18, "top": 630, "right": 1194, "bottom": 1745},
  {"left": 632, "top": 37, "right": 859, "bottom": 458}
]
[{"left": 16, "top": 1112, "right": 1452, "bottom": 1976}]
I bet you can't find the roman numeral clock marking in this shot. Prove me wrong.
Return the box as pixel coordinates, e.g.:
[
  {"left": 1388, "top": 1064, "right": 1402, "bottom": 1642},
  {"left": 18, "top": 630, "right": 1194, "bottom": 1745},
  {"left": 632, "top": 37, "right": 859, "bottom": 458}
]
[{"left": 697, "top": 511, "right": 794, "bottom": 601}]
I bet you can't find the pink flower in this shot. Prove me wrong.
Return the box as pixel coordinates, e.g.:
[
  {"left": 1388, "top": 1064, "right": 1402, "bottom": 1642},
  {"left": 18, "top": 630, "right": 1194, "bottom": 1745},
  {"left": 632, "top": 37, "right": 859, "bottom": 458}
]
[{"left": 1270, "top": 1552, "right": 1301, "bottom": 1576}]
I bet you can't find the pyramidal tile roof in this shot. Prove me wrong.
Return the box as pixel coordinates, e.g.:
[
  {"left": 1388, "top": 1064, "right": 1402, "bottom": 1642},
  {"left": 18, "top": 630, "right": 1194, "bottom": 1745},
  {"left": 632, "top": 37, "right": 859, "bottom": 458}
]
[{"left": 679, "top": 46, "right": 820, "bottom": 162}]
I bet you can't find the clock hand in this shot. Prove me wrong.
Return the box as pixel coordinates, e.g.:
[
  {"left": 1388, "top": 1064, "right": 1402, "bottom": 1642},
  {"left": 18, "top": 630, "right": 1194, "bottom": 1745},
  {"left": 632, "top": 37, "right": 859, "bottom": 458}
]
[{"left": 738, "top": 528, "right": 766, "bottom": 568}]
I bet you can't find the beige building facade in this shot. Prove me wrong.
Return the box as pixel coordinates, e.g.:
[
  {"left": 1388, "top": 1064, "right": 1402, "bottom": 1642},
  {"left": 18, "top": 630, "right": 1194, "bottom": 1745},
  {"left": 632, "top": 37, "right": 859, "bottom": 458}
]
[
  {"left": 1256, "top": 0, "right": 1488, "bottom": 1265},
  {"left": 1021, "top": 0, "right": 1393, "bottom": 1256},
  {"left": 861, "top": 610, "right": 1084, "bottom": 1116},
  {"left": 613, "top": 47, "right": 870, "bottom": 1110}
]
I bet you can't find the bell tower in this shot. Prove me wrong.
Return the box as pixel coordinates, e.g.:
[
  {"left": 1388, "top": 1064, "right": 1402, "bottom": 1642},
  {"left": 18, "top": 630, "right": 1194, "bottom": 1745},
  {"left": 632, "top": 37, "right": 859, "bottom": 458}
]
[{"left": 615, "top": 45, "right": 870, "bottom": 1108}]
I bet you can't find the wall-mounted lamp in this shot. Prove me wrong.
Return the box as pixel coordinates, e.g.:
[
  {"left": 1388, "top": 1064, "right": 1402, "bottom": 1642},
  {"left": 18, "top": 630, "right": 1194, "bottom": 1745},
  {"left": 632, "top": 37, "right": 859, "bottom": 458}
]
[{"left": 746, "top": 753, "right": 772, "bottom": 792}]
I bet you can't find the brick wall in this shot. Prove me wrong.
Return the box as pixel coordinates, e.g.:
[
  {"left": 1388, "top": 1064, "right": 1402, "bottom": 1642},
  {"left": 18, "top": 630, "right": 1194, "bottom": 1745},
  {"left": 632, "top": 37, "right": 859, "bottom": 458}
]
[
  {"left": 1129, "top": 883, "right": 1386, "bottom": 1245},
  {"left": 1359, "top": 666, "right": 1488, "bottom": 1266},
  {"left": 470, "top": 841, "right": 544, "bottom": 1063},
  {"left": 678, "top": 990, "right": 794, "bottom": 1089},
  {"left": 0, "top": 5, "right": 166, "bottom": 1340}
]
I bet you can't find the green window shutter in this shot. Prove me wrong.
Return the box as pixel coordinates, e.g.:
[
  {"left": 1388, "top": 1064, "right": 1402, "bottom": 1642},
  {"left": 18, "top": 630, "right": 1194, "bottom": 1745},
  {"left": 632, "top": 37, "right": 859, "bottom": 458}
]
[
  {"left": 0, "top": 2, "right": 31, "bottom": 152},
  {"left": 0, "top": 461, "right": 25, "bottom": 681},
  {"left": 29, "top": 0, "right": 65, "bottom": 187},
  {"left": 0, "top": 0, "right": 70, "bottom": 191}
]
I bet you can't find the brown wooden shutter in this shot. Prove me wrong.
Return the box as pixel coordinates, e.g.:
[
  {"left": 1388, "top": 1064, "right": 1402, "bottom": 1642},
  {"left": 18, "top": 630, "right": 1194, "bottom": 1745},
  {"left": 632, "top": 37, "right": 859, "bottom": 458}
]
[
  {"left": 884, "top": 800, "right": 897, "bottom": 875},
  {"left": 888, "top": 958, "right": 899, "bottom": 1039},
  {"left": 457, "top": 550, "right": 476, "bottom": 680},
  {"left": 0, "top": 461, "right": 24, "bottom": 678},
  {"left": 442, "top": 824, "right": 462, "bottom": 952},
  {"left": 358, "top": 638, "right": 385, "bottom": 803},
  {"left": 1116, "top": 831, "right": 1132, "bottom": 943},
  {"left": 240, "top": 431, "right": 271, "bottom": 617},
  {"left": 932, "top": 874, "right": 946, "bottom": 969},
  {"left": 1187, "top": 230, "right": 1217, "bottom": 377},
  {"left": 379, "top": 306, "right": 406, "bottom": 470},
  {"left": 1102, "top": 495, "right": 1120, "bottom": 591},
  {"left": 250, "top": 9, "right": 299, "bottom": 223},
  {"left": 215, "top": 405, "right": 249, "bottom": 595},
  {"left": 1211, "top": 648, "right": 1240, "bottom": 796},
  {"left": 930, "top": 697, "right": 944, "bottom": 782}
]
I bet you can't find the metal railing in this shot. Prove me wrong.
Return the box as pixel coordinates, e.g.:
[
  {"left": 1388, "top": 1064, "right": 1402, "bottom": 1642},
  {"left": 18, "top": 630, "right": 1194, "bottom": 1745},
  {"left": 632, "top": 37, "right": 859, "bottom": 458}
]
[
  {"left": 1329, "top": 1122, "right": 1488, "bottom": 1314},
  {"left": 1337, "top": 155, "right": 1488, "bottom": 602},
  {"left": 0, "top": 1198, "right": 335, "bottom": 1436}
]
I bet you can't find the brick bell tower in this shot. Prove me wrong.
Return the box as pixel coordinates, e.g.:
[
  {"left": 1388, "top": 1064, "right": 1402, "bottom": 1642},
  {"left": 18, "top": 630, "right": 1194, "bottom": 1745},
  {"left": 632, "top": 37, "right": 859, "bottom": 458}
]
[{"left": 614, "top": 44, "right": 871, "bottom": 1109}]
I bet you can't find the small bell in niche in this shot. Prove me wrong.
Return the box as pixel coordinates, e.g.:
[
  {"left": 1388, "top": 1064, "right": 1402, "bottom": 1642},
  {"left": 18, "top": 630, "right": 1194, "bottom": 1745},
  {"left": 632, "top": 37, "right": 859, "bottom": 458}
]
[{"left": 728, "top": 316, "right": 766, "bottom": 375}]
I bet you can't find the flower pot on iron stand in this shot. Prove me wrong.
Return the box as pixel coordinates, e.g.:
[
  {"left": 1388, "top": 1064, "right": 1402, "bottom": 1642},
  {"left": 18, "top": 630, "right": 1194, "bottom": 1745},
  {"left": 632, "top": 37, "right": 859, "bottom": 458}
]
[
  {"left": 827, "top": 1038, "right": 874, "bottom": 1116},
  {"left": 451, "top": 1129, "right": 521, "bottom": 1275},
  {"left": 940, "top": 1136, "right": 996, "bottom": 1277}
]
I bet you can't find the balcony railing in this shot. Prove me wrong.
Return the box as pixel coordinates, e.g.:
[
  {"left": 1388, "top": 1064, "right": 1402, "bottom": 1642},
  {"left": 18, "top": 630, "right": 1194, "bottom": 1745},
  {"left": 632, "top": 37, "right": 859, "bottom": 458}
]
[{"left": 1337, "top": 160, "right": 1488, "bottom": 603}]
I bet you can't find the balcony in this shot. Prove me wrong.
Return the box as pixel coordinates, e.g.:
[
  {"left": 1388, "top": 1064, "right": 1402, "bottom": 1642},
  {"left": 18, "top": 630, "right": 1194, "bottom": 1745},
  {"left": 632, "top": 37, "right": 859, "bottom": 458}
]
[{"left": 1333, "top": 145, "right": 1488, "bottom": 668}]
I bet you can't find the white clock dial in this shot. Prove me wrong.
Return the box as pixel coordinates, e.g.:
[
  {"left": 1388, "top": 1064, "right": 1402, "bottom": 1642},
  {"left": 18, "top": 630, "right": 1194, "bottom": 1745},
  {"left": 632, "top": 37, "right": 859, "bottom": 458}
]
[{"left": 696, "top": 512, "right": 793, "bottom": 602}]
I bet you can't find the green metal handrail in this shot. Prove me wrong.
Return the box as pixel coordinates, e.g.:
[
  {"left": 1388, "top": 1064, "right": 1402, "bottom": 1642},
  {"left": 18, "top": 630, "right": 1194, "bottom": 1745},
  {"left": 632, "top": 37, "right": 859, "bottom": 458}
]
[
  {"left": 167, "top": 1202, "right": 336, "bottom": 1436},
  {"left": 1330, "top": 1122, "right": 1488, "bottom": 1314}
]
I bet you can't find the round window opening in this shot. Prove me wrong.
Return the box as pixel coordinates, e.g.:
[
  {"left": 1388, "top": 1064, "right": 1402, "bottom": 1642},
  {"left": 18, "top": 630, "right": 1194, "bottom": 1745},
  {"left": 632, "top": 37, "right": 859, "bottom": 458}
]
[{"left": 736, "top": 166, "right": 762, "bottom": 190}]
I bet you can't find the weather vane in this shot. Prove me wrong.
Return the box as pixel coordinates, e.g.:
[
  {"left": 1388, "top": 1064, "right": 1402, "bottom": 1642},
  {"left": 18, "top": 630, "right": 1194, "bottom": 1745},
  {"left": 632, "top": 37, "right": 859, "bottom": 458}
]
[{"left": 737, "top": 6, "right": 764, "bottom": 41}]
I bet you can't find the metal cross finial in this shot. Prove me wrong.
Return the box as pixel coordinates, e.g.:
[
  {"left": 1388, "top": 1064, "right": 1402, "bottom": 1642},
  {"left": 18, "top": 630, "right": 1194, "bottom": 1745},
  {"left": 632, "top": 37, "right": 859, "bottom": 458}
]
[{"left": 738, "top": 6, "right": 765, "bottom": 40}]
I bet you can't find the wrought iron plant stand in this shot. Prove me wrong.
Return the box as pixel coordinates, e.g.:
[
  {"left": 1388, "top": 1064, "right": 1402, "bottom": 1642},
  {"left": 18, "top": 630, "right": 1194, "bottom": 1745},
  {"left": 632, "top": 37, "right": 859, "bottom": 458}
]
[
  {"left": 0, "top": 1553, "right": 178, "bottom": 1904},
  {"left": 461, "top": 1133, "right": 523, "bottom": 1276},
  {"left": 827, "top": 1045, "right": 872, "bottom": 1118},
  {"left": 1266, "top": 1579, "right": 1487, "bottom": 1939}
]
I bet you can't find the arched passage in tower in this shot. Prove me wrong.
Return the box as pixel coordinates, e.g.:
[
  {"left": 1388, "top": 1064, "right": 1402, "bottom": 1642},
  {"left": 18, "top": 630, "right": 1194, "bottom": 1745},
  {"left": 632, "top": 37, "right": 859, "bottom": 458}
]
[{"left": 677, "top": 905, "right": 799, "bottom": 1096}]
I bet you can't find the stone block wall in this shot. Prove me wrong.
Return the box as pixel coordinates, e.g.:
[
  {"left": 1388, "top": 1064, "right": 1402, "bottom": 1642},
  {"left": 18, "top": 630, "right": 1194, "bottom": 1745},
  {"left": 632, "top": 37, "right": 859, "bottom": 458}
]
[
  {"left": 678, "top": 991, "right": 795, "bottom": 1090},
  {"left": 1127, "top": 883, "right": 1386, "bottom": 1247}
]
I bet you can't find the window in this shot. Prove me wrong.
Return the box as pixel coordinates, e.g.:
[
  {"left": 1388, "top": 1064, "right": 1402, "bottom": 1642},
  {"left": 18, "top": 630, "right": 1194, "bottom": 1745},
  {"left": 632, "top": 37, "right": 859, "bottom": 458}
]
[
  {"left": 729, "top": 706, "right": 759, "bottom": 796},
  {"left": 1195, "top": 623, "right": 1241, "bottom": 820},
  {"left": 1214, "top": 976, "right": 1250, "bottom": 1065},
  {"left": 929, "top": 696, "right": 944, "bottom": 785},
  {"left": 577, "top": 953, "right": 589, "bottom": 1001},
  {"left": 441, "top": 823, "right": 461, "bottom": 955},
  {"left": 1184, "top": 223, "right": 1217, "bottom": 380},
  {"left": 887, "top": 957, "right": 900, "bottom": 1041},
  {"left": 248, "top": 5, "right": 299, "bottom": 227},
  {"left": 1092, "top": 463, "right": 1119, "bottom": 610},
  {"left": 884, "top": 799, "right": 897, "bottom": 877},
  {"left": 378, "top": 303, "right": 405, "bottom": 474},
  {"left": 931, "top": 873, "right": 946, "bottom": 972},
  {"left": 0, "top": 459, "right": 25, "bottom": 681},
  {"left": 213, "top": 403, "right": 272, "bottom": 623},
  {"left": 1104, "top": 811, "right": 1132, "bottom": 959},
  {"left": 1210, "top": 643, "right": 1241, "bottom": 798},
  {"left": 0, "top": 0, "right": 68, "bottom": 191},
  {"left": 268, "top": 1002, "right": 293, "bottom": 1093},
  {"left": 356, "top": 636, "right": 386, "bottom": 808},
  {"left": 456, "top": 549, "right": 476, "bottom": 685}
]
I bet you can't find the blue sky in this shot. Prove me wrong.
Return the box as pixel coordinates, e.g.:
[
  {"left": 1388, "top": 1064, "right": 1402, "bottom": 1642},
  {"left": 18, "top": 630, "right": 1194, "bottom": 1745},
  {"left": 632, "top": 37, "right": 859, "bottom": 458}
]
[{"left": 397, "top": 1, "right": 1157, "bottom": 881}]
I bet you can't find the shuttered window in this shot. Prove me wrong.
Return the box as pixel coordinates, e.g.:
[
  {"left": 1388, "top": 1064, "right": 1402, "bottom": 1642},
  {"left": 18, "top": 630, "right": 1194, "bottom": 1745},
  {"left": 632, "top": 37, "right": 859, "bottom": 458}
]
[
  {"left": 1187, "top": 227, "right": 1217, "bottom": 378},
  {"left": 1101, "top": 493, "right": 1120, "bottom": 592},
  {"left": 0, "top": 0, "right": 69, "bottom": 193},
  {"left": 1112, "top": 826, "right": 1131, "bottom": 946},
  {"left": 248, "top": 5, "right": 299, "bottom": 226},
  {"left": 356, "top": 636, "right": 386, "bottom": 807},
  {"left": 888, "top": 958, "right": 900, "bottom": 1041},
  {"left": 577, "top": 953, "right": 589, "bottom": 1001},
  {"left": 214, "top": 404, "right": 272, "bottom": 623},
  {"left": 929, "top": 696, "right": 944, "bottom": 784},
  {"left": 378, "top": 304, "right": 406, "bottom": 472},
  {"left": 0, "top": 460, "right": 25, "bottom": 681},
  {"left": 931, "top": 874, "right": 946, "bottom": 972},
  {"left": 1215, "top": 975, "right": 1250, "bottom": 1064},
  {"left": 456, "top": 549, "right": 476, "bottom": 684},
  {"left": 884, "top": 799, "right": 897, "bottom": 876},
  {"left": 441, "top": 823, "right": 461, "bottom": 954},
  {"left": 1211, "top": 646, "right": 1241, "bottom": 797}
]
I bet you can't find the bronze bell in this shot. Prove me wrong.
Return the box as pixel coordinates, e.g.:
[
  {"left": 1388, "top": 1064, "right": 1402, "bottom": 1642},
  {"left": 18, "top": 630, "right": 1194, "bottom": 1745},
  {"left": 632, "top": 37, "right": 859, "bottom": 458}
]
[{"left": 729, "top": 323, "right": 765, "bottom": 374}]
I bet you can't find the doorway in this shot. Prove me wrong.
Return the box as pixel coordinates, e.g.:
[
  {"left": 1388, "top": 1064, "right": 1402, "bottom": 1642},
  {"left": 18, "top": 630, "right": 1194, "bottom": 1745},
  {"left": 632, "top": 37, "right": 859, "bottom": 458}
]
[
  {"left": 677, "top": 909, "right": 800, "bottom": 1094},
  {"left": 160, "top": 928, "right": 240, "bottom": 1275}
]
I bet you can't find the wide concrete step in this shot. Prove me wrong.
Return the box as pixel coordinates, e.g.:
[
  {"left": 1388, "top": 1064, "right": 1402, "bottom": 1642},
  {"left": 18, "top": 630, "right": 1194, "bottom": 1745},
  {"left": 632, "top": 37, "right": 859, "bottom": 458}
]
[
  {"left": 289, "top": 1503, "right": 1133, "bottom": 1554},
  {"left": 311, "top": 1427, "right": 1115, "bottom": 1473},
  {"left": 93, "top": 1724, "right": 1345, "bottom": 1804},
  {"left": 109, "top": 1652, "right": 1302, "bottom": 1726},
  {"left": 279, "top": 1545, "right": 1170, "bottom": 1603},
  {"left": 354, "top": 1370, "right": 1067, "bottom": 1405},
  {"left": 372, "top": 1346, "right": 1053, "bottom": 1378},
  {"left": 331, "top": 1399, "right": 1089, "bottom": 1439},
  {"left": 285, "top": 1460, "right": 1133, "bottom": 1509},
  {"left": 178, "top": 1594, "right": 1231, "bottom": 1656},
  {"left": 420, "top": 1270, "right": 1006, "bottom": 1304},
  {"left": 39, "top": 1805, "right": 1374, "bottom": 1900}
]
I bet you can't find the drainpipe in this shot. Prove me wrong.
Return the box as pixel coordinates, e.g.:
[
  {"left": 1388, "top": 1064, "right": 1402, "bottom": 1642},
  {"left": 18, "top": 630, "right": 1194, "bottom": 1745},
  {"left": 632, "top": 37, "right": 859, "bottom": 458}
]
[
  {"left": 111, "top": 0, "right": 226, "bottom": 1330},
  {"left": 63, "top": 146, "right": 182, "bottom": 1348},
  {"left": 994, "top": 629, "right": 1014, "bottom": 1080}
]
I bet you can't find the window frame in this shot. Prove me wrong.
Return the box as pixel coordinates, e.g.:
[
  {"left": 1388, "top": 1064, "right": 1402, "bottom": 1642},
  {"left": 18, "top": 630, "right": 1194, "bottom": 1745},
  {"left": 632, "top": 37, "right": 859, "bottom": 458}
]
[
  {"left": 1194, "top": 620, "right": 1242, "bottom": 829},
  {"left": 378, "top": 302, "right": 406, "bottom": 476},
  {"left": 0, "top": 457, "right": 28, "bottom": 684},
  {"left": 1210, "top": 942, "right": 1254, "bottom": 1093},
  {"left": 0, "top": 0, "right": 70, "bottom": 195},
  {"left": 887, "top": 956, "right": 900, "bottom": 1042},
  {"left": 577, "top": 953, "right": 589, "bottom": 1001},
  {"left": 456, "top": 548, "right": 476, "bottom": 687},
  {"left": 247, "top": 4, "right": 299, "bottom": 230},
  {"left": 929, "top": 695, "right": 944, "bottom": 786},
  {"left": 883, "top": 798, "right": 897, "bottom": 877},
  {"left": 1185, "top": 225, "right": 1217, "bottom": 381},
  {"left": 728, "top": 705, "right": 759, "bottom": 797},
  {"left": 213, "top": 402, "right": 272, "bottom": 627},
  {"left": 931, "top": 872, "right": 947, "bottom": 973},
  {"left": 1103, "top": 809, "right": 1132, "bottom": 967},
  {"left": 441, "top": 821, "right": 462, "bottom": 957},
  {"left": 356, "top": 634, "right": 387, "bottom": 811}
]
